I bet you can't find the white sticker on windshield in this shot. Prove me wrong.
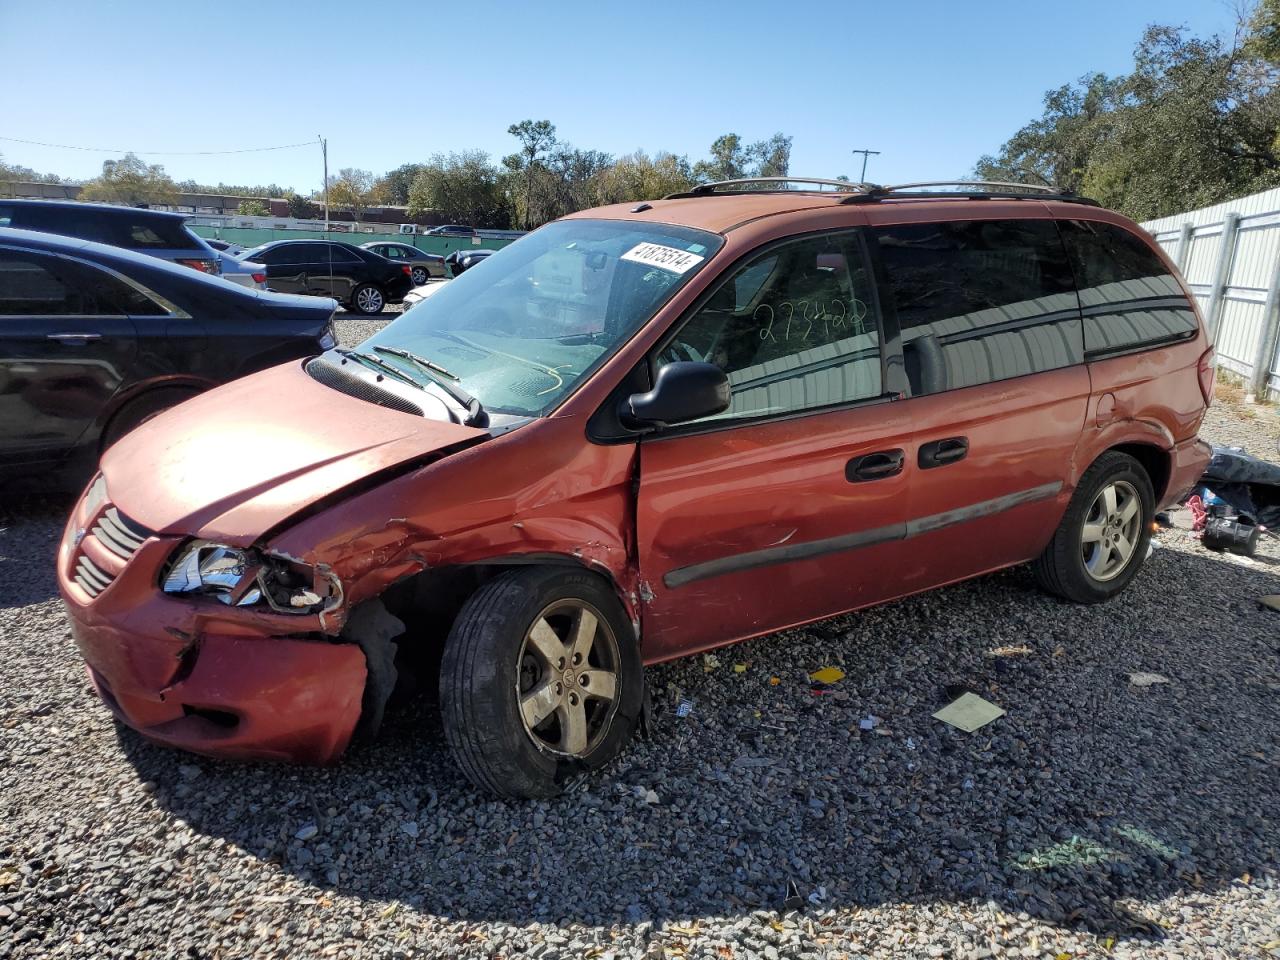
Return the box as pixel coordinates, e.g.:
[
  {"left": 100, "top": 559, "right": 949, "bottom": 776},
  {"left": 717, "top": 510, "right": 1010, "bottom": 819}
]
[{"left": 621, "top": 242, "right": 705, "bottom": 275}]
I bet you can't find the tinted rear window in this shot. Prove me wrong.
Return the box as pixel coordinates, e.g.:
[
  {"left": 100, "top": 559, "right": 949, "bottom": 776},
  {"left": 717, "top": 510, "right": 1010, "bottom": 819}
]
[{"left": 1059, "top": 220, "right": 1199, "bottom": 357}]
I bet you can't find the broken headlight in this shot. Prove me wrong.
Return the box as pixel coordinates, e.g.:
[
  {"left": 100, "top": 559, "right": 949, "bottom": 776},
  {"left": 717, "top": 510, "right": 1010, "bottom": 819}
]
[{"left": 161, "top": 541, "right": 332, "bottom": 613}]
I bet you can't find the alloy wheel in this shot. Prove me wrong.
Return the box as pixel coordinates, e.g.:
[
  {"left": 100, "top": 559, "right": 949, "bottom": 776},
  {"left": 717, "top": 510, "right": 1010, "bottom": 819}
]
[
  {"left": 356, "top": 286, "right": 384, "bottom": 313},
  {"left": 411, "top": 266, "right": 428, "bottom": 285},
  {"left": 1081, "top": 479, "right": 1142, "bottom": 582},
  {"left": 515, "top": 599, "right": 620, "bottom": 757}
]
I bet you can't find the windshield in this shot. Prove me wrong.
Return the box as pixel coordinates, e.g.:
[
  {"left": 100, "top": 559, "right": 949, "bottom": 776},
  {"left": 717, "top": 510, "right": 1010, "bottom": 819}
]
[{"left": 357, "top": 218, "right": 721, "bottom": 417}]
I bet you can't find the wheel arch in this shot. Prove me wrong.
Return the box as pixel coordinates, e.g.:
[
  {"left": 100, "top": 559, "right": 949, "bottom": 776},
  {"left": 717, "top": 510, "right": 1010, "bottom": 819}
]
[{"left": 1107, "top": 441, "right": 1172, "bottom": 505}]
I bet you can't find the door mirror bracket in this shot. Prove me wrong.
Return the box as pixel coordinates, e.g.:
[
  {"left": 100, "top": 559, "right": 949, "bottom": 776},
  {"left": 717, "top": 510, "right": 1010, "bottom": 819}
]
[{"left": 621, "top": 361, "right": 731, "bottom": 430}]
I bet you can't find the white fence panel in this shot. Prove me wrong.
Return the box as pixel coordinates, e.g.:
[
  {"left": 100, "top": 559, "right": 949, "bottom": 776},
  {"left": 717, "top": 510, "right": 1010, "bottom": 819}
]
[{"left": 1142, "top": 187, "right": 1280, "bottom": 398}]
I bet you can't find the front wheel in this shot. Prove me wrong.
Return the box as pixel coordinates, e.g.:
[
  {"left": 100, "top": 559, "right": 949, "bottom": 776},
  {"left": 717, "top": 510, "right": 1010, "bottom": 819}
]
[
  {"left": 440, "top": 567, "right": 643, "bottom": 798},
  {"left": 1032, "top": 451, "right": 1154, "bottom": 603},
  {"left": 350, "top": 283, "right": 386, "bottom": 315}
]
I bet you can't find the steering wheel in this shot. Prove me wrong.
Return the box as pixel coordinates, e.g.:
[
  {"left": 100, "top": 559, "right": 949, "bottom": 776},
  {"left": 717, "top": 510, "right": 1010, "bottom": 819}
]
[{"left": 658, "top": 341, "right": 704, "bottom": 367}]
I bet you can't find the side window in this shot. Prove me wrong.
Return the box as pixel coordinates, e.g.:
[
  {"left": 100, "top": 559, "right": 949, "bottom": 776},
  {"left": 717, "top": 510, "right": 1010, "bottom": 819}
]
[
  {"left": 874, "top": 219, "right": 1081, "bottom": 396},
  {"left": 659, "top": 232, "right": 882, "bottom": 422},
  {"left": 321, "top": 245, "right": 360, "bottom": 263},
  {"left": 0, "top": 250, "right": 164, "bottom": 316},
  {"left": 276, "top": 244, "right": 309, "bottom": 265},
  {"left": 1059, "top": 220, "right": 1199, "bottom": 357}
]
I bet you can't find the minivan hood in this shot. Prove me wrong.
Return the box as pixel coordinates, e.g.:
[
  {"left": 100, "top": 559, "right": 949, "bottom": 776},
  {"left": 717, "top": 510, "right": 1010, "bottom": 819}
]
[{"left": 101, "top": 361, "right": 488, "bottom": 542}]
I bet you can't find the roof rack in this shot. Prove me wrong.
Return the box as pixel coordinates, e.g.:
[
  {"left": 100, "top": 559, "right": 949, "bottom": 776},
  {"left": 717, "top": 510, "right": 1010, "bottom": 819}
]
[
  {"left": 839, "top": 180, "right": 1099, "bottom": 206},
  {"left": 664, "top": 177, "right": 869, "bottom": 199}
]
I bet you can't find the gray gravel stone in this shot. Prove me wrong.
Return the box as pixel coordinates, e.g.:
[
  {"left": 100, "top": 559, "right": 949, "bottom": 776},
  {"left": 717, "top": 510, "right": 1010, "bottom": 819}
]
[{"left": 0, "top": 327, "right": 1276, "bottom": 958}]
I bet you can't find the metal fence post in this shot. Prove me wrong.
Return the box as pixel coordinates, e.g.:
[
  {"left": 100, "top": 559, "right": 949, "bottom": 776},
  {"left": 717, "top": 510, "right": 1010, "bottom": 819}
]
[
  {"left": 1204, "top": 213, "right": 1241, "bottom": 341},
  {"left": 1250, "top": 252, "right": 1280, "bottom": 400},
  {"left": 1174, "top": 222, "right": 1194, "bottom": 273}
]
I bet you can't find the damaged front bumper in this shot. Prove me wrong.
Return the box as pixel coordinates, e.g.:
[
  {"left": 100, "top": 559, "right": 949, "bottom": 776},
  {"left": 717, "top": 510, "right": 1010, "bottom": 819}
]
[{"left": 58, "top": 510, "right": 369, "bottom": 764}]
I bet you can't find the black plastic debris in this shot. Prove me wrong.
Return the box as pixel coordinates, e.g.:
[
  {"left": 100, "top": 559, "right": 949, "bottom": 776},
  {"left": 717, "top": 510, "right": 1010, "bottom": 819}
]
[
  {"left": 1199, "top": 446, "right": 1280, "bottom": 527},
  {"left": 782, "top": 878, "right": 805, "bottom": 912}
]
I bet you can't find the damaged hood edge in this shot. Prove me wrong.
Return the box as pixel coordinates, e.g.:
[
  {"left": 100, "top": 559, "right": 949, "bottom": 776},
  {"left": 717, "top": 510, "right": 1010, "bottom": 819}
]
[{"left": 101, "top": 361, "right": 490, "bottom": 543}]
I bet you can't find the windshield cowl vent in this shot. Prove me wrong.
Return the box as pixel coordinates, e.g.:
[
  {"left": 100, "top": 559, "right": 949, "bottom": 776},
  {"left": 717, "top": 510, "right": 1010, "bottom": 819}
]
[{"left": 306, "top": 358, "right": 426, "bottom": 418}]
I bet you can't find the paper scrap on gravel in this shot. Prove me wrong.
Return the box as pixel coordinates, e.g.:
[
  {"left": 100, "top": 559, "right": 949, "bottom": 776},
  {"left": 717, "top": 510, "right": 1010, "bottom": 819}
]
[
  {"left": 1129, "top": 671, "right": 1170, "bottom": 687},
  {"left": 933, "top": 693, "right": 1005, "bottom": 732},
  {"left": 810, "top": 666, "right": 845, "bottom": 684}
]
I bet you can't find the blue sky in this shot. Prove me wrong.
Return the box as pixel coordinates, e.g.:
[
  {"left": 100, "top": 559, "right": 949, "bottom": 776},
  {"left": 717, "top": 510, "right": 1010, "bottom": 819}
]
[{"left": 0, "top": 0, "right": 1242, "bottom": 194}]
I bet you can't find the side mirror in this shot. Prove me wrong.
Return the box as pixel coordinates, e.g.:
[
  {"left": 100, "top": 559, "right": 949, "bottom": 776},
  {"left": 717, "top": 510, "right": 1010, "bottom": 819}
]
[{"left": 622, "top": 361, "right": 730, "bottom": 428}]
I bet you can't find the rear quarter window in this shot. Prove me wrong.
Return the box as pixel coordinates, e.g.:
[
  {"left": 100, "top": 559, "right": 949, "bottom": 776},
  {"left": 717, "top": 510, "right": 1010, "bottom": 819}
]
[{"left": 1059, "top": 220, "right": 1199, "bottom": 357}]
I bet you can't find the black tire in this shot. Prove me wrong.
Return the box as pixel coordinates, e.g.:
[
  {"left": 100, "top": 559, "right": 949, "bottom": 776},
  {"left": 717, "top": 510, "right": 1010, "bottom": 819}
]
[
  {"left": 1032, "top": 451, "right": 1155, "bottom": 603},
  {"left": 350, "top": 283, "right": 386, "bottom": 315},
  {"left": 440, "top": 567, "right": 644, "bottom": 798},
  {"left": 410, "top": 266, "right": 429, "bottom": 285},
  {"left": 100, "top": 387, "right": 200, "bottom": 454}
]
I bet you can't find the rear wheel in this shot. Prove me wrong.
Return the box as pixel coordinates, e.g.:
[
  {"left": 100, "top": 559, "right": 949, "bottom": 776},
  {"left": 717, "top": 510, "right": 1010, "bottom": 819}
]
[
  {"left": 440, "top": 567, "right": 643, "bottom": 798},
  {"left": 350, "top": 283, "right": 386, "bottom": 315},
  {"left": 410, "top": 266, "right": 429, "bottom": 285},
  {"left": 1032, "top": 451, "right": 1154, "bottom": 603}
]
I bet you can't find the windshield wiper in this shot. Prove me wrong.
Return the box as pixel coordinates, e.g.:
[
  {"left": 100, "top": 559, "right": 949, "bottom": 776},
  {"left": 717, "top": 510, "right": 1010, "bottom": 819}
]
[
  {"left": 371, "top": 345, "right": 487, "bottom": 427},
  {"left": 334, "top": 348, "right": 426, "bottom": 389},
  {"left": 373, "top": 345, "right": 460, "bottom": 380}
]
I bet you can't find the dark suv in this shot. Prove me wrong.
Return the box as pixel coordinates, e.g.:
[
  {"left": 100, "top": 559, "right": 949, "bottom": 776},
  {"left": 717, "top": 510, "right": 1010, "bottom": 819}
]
[
  {"left": 0, "top": 227, "right": 337, "bottom": 488},
  {"left": 239, "top": 240, "right": 414, "bottom": 314},
  {"left": 0, "top": 199, "right": 221, "bottom": 275}
]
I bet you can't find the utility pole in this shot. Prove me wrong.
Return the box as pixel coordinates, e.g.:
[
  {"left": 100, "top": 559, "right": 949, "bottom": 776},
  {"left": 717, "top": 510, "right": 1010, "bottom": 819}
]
[
  {"left": 319, "top": 135, "right": 329, "bottom": 234},
  {"left": 851, "top": 148, "right": 880, "bottom": 184}
]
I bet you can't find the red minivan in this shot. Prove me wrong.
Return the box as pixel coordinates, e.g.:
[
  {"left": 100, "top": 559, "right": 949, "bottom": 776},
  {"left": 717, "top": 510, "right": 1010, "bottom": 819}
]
[{"left": 57, "top": 180, "right": 1213, "bottom": 798}]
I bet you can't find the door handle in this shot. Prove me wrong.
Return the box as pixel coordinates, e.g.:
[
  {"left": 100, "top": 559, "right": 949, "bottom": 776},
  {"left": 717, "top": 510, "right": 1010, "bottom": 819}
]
[
  {"left": 846, "top": 448, "right": 906, "bottom": 483},
  {"left": 918, "top": 436, "right": 968, "bottom": 469},
  {"left": 47, "top": 332, "right": 102, "bottom": 343}
]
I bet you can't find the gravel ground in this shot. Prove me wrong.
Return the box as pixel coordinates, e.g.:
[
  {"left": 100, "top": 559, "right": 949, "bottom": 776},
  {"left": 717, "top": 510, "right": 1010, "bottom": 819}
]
[{"left": 1, "top": 333, "right": 1278, "bottom": 959}]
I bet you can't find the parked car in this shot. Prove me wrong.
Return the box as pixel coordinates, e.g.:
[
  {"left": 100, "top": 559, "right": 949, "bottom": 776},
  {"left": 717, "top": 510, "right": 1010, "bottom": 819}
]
[
  {"left": 0, "top": 199, "right": 222, "bottom": 275},
  {"left": 360, "top": 241, "right": 448, "bottom": 285},
  {"left": 425, "top": 223, "right": 476, "bottom": 238},
  {"left": 206, "top": 239, "right": 246, "bottom": 256},
  {"left": 400, "top": 278, "right": 451, "bottom": 312},
  {"left": 238, "top": 239, "right": 414, "bottom": 314},
  {"left": 58, "top": 179, "right": 1213, "bottom": 798},
  {"left": 0, "top": 226, "right": 337, "bottom": 489},
  {"left": 444, "top": 248, "right": 496, "bottom": 275},
  {"left": 217, "top": 252, "right": 267, "bottom": 290}
]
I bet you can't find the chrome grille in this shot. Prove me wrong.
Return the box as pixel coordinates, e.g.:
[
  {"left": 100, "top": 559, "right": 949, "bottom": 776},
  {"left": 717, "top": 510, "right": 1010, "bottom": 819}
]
[
  {"left": 74, "top": 554, "right": 112, "bottom": 598},
  {"left": 72, "top": 505, "right": 152, "bottom": 599},
  {"left": 92, "top": 507, "right": 148, "bottom": 560}
]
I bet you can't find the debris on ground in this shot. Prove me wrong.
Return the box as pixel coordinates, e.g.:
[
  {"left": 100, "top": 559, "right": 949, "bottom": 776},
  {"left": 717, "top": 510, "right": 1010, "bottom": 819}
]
[
  {"left": 675, "top": 698, "right": 694, "bottom": 718},
  {"left": 859, "top": 715, "right": 881, "bottom": 731},
  {"left": 809, "top": 666, "right": 845, "bottom": 684},
  {"left": 1129, "top": 672, "right": 1171, "bottom": 687},
  {"left": 1259, "top": 595, "right": 1280, "bottom": 612},
  {"left": 988, "top": 644, "right": 1033, "bottom": 657},
  {"left": 702, "top": 654, "right": 721, "bottom": 673},
  {"left": 781, "top": 879, "right": 805, "bottom": 912},
  {"left": 933, "top": 693, "right": 1006, "bottom": 732},
  {"left": 733, "top": 663, "right": 748, "bottom": 673}
]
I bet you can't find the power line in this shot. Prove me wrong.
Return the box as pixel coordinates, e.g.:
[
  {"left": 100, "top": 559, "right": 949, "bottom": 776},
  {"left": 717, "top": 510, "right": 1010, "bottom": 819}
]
[{"left": 0, "top": 136, "right": 316, "bottom": 156}]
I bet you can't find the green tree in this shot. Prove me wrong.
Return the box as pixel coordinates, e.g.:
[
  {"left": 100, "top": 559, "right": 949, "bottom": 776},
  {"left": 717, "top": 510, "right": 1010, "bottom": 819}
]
[
  {"left": 236, "top": 199, "right": 270, "bottom": 216},
  {"left": 407, "top": 151, "right": 510, "bottom": 228},
  {"left": 373, "top": 163, "right": 425, "bottom": 205},
  {"left": 975, "top": 9, "right": 1280, "bottom": 220},
  {"left": 79, "top": 153, "right": 178, "bottom": 207},
  {"left": 507, "top": 119, "right": 557, "bottom": 229},
  {"left": 693, "top": 132, "right": 794, "bottom": 183},
  {"left": 283, "top": 191, "right": 318, "bottom": 219},
  {"left": 595, "top": 150, "right": 696, "bottom": 203},
  {"left": 325, "top": 167, "right": 375, "bottom": 221},
  {"left": 693, "top": 134, "right": 747, "bottom": 182}
]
